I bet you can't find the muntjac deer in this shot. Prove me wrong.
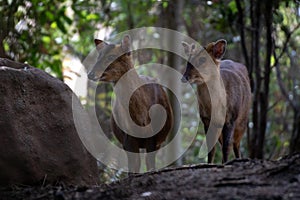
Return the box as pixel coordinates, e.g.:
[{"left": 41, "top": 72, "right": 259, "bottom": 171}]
[
  {"left": 181, "top": 39, "right": 251, "bottom": 163},
  {"left": 88, "top": 35, "right": 173, "bottom": 172}
]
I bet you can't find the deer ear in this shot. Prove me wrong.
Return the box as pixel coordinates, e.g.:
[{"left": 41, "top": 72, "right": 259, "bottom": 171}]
[
  {"left": 213, "top": 39, "right": 227, "bottom": 59},
  {"left": 182, "top": 42, "right": 196, "bottom": 56},
  {"left": 94, "top": 39, "right": 106, "bottom": 51},
  {"left": 182, "top": 41, "right": 190, "bottom": 55},
  {"left": 121, "top": 35, "right": 131, "bottom": 54},
  {"left": 94, "top": 39, "right": 103, "bottom": 46}
]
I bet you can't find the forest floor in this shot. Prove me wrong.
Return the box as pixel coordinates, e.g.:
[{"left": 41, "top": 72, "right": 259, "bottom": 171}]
[{"left": 1, "top": 153, "right": 300, "bottom": 200}]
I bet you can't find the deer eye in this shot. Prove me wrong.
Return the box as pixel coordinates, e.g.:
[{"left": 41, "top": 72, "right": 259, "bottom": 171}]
[{"left": 106, "top": 55, "right": 117, "bottom": 62}]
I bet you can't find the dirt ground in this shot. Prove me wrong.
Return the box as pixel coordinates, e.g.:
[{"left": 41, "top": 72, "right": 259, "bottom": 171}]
[{"left": 1, "top": 153, "right": 300, "bottom": 200}]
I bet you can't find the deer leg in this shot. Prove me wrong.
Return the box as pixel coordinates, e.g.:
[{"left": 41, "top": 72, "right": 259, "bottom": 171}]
[
  {"left": 207, "top": 145, "right": 216, "bottom": 163},
  {"left": 233, "top": 128, "right": 245, "bottom": 158},
  {"left": 123, "top": 135, "right": 140, "bottom": 173},
  {"left": 222, "top": 122, "right": 235, "bottom": 163},
  {"left": 233, "top": 142, "right": 241, "bottom": 158},
  {"left": 145, "top": 138, "right": 157, "bottom": 171},
  {"left": 203, "top": 123, "right": 216, "bottom": 164}
]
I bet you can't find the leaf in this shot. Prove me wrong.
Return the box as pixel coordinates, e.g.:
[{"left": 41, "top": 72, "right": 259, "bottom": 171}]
[
  {"left": 42, "top": 36, "right": 51, "bottom": 44},
  {"left": 162, "top": 1, "right": 168, "bottom": 8},
  {"left": 4, "top": 41, "right": 10, "bottom": 51},
  {"left": 50, "top": 22, "right": 57, "bottom": 29},
  {"left": 63, "top": 15, "right": 73, "bottom": 25},
  {"left": 57, "top": 18, "right": 67, "bottom": 33},
  {"left": 86, "top": 13, "right": 99, "bottom": 21},
  {"left": 228, "top": 0, "right": 238, "bottom": 14},
  {"left": 274, "top": 12, "right": 284, "bottom": 24},
  {"left": 45, "top": 11, "right": 55, "bottom": 21}
]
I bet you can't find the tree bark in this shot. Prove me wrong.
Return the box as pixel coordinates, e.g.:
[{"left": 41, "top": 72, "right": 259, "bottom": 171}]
[
  {"left": 290, "top": 111, "right": 300, "bottom": 153},
  {"left": 249, "top": 0, "right": 262, "bottom": 159},
  {"left": 164, "top": 0, "right": 184, "bottom": 166},
  {"left": 257, "top": 1, "right": 273, "bottom": 158}
]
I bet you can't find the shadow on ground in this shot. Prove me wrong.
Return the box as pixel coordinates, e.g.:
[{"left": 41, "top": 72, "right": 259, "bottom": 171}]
[{"left": 1, "top": 153, "right": 300, "bottom": 200}]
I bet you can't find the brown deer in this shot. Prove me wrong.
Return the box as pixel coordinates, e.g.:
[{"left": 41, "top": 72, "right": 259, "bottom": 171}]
[
  {"left": 88, "top": 35, "right": 173, "bottom": 172},
  {"left": 181, "top": 39, "right": 251, "bottom": 163}
]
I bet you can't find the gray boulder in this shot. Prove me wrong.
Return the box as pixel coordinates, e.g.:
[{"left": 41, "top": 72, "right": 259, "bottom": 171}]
[{"left": 0, "top": 58, "right": 99, "bottom": 186}]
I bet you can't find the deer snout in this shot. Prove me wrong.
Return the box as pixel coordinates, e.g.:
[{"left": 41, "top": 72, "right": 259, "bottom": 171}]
[
  {"left": 88, "top": 71, "right": 97, "bottom": 81},
  {"left": 181, "top": 76, "right": 188, "bottom": 83},
  {"left": 181, "top": 75, "right": 188, "bottom": 83}
]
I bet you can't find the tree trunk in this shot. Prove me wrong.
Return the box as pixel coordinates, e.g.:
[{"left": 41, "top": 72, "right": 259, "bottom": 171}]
[
  {"left": 256, "top": 1, "right": 273, "bottom": 158},
  {"left": 290, "top": 110, "right": 300, "bottom": 153},
  {"left": 164, "top": 0, "right": 184, "bottom": 166},
  {"left": 249, "top": 0, "right": 262, "bottom": 159},
  {"left": 238, "top": 0, "right": 274, "bottom": 159}
]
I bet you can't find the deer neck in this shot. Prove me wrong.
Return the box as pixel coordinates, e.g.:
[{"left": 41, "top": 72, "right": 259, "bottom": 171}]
[{"left": 112, "top": 61, "right": 145, "bottom": 107}]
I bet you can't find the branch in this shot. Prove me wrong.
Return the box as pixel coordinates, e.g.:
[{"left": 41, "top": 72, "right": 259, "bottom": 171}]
[
  {"left": 267, "top": 99, "right": 282, "bottom": 112},
  {"left": 274, "top": 61, "right": 297, "bottom": 111},
  {"left": 273, "top": 24, "right": 300, "bottom": 111},
  {"left": 235, "top": 0, "right": 249, "bottom": 68},
  {"left": 274, "top": 24, "right": 300, "bottom": 63}
]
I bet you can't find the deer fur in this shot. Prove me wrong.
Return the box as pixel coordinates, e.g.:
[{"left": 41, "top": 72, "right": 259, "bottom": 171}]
[
  {"left": 88, "top": 35, "right": 173, "bottom": 172},
  {"left": 182, "top": 39, "right": 251, "bottom": 163}
]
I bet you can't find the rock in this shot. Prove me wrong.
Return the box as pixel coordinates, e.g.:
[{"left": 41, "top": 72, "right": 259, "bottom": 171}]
[{"left": 0, "top": 58, "right": 99, "bottom": 186}]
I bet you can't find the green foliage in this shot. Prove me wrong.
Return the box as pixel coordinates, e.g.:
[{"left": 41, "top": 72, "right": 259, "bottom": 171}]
[
  {"left": 0, "top": 0, "right": 101, "bottom": 78},
  {"left": 97, "top": 0, "right": 158, "bottom": 33}
]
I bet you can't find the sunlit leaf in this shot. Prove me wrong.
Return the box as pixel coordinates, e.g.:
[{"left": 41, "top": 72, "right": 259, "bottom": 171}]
[
  {"left": 162, "top": 1, "right": 168, "bottom": 8},
  {"left": 4, "top": 42, "right": 9, "bottom": 51},
  {"left": 86, "top": 13, "right": 99, "bottom": 20},
  {"left": 42, "top": 36, "right": 51, "bottom": 44},
  {"left": 50, "top": 22, "right": 57, "bottom": 29},
  {"left": 228, "top": 0, "right": 237, "bottom": 14},
  {"left": 271, "top": 55, "right": 275, "bottom": 66}
]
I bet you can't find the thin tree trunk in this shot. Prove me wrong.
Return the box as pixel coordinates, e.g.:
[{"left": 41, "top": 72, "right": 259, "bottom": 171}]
[
  {"left": 126, "top": 0, "right": 134, "bottom": 29},
  {"left": 165, "top": 0, "right": 184, "bottom": 166},
  {"left": 0, "top": 38, "right": 7, "bottom": 58},
  {"left": 235, "top": 0, "right": 249, "bottom": 69},
  {"left": 257, "top": 2, "right": 273, "bottom": 158},
  {"left": 290, "top": 109, "right": 300, "bottom": 153},
  {"left": 250, "top": 0, "right": 262, "bottom": 159}
]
